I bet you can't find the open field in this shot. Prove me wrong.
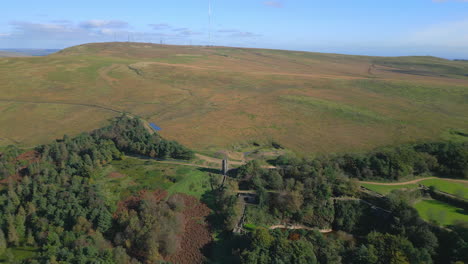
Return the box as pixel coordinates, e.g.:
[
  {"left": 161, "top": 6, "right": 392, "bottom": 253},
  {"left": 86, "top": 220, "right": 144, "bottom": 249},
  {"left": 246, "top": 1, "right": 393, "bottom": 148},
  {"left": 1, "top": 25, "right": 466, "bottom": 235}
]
[
  {"left": 420, "top": 178, "right": 468, "bottom": 199},
  {"left": 360, "top": 177, "right": 468, "bottom": 198},
  {"left": 360, "top": 183, "right": 419, "bottom": 195},
  {"left": 414, "top": 199, "right": 468, "bottom": 226},
  {"left": 0, "top": 42, "right": 467, "bottom": 154},
  {"left": 95, "top": 156, "right": 218, "bottom": 205}
]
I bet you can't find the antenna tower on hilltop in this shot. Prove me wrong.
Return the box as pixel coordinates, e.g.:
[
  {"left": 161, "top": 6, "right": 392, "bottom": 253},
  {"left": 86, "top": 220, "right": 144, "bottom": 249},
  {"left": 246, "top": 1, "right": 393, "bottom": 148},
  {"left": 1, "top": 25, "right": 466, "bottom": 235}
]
[{"left": 208, "top": 0, "right": 212, "bottom": 45}]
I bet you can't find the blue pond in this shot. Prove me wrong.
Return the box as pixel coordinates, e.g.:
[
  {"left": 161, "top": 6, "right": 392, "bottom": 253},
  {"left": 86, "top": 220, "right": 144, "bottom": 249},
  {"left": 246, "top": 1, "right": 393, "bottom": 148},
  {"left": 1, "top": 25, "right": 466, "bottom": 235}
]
[{"left": 149, "top": 123, "right": 162, "bottom": 131}]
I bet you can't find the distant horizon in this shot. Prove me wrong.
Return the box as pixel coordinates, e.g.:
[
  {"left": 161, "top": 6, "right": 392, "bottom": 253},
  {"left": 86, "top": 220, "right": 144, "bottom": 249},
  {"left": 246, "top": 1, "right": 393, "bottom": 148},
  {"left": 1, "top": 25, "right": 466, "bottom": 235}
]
[
  {"left": 1, "top": 41, "right": 467, "bottom": 60},
  {"left": 2, "top": 0, "right": 468, "bottom": 59}
]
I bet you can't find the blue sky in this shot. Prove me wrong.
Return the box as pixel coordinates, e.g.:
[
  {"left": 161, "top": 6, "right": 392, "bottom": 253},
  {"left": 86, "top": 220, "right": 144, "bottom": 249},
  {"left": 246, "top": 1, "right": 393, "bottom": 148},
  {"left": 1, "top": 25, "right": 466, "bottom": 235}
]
[{"left": 1, "top": 0, "right": 468, "bottom": 58}]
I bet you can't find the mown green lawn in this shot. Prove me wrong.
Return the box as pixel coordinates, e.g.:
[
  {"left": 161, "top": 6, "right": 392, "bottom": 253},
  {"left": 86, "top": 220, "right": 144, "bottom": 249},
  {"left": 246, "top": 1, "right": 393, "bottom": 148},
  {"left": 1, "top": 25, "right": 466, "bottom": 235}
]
[
  {"left": 420, "top": 179, "right": 468, "bottom": 199},
  {"left": 413, "top": 199, "right": 468, "bottom": 226},
  {"left": 361, "top": 178, "right": 468, "bottom": 198},
  {"left": 360, "top": 183, "right": 418, "bottom": 195}
]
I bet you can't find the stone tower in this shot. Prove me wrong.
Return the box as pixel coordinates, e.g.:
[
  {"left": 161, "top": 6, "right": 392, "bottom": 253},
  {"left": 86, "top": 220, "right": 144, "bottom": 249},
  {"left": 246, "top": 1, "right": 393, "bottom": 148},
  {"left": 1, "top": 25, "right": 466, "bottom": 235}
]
[{"left": 222, "top": 159, "right": 228, "bottom": 175}]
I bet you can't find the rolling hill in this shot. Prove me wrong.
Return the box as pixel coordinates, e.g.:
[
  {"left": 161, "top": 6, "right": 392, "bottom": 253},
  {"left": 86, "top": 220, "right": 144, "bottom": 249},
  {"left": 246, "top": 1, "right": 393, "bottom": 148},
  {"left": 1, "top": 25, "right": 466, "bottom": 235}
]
[
  {"left": 0, "top": 50, "right": 28, "bottom": 57},
  {"left": 0, "top": 48, "right": 60, "bottom": 57},
  {"left": 0, "top": 42, "right": 467, "bottom": 154}
]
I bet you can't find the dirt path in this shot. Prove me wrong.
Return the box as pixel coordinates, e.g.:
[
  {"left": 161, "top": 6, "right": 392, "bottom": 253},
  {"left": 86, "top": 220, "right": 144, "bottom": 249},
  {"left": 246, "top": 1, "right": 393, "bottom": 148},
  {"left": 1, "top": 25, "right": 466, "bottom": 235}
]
[
  {"left": 359, "top": 177, "right": 468, "bottom": 186},
  {"left": 195, "top": 154, "right": 244, "bottom": 166},
  {"left": 195, "top": 154, "right": 276, "bottom": 169},
  {"left": 0, "top": 99, "right": 124, "bottom": 114},
  {"left": 443, "top": 178, "right": 468, "bottom": 184},
  {"left": 153, "top": 160, "right": 218, "bottom": 169},
  {"left": 98, "top": 64, "right": 120, "bottom": 85},
  {"left": 360, "top": 177, "right": 432, "bottom": 186},
  {"left": 129, "top": 61, "right": 213, "bottom": 72},
  {"left": 130, "top": 61, "right": 371, "bottom": 81},
  {"left": 269, "top": 224, "right": 333, "bottom": 233},
  {"left": 158, "top": 160, "right": 217, "bottom": 169},
  {"left": 0, "top": 98, "right": 160, "bottom": 136},
  {"left": 0, "top": 99, "right": 277, "bottom": 170},
  {"left": 0, "top": 100, "right": 244, "bottom": 168}
]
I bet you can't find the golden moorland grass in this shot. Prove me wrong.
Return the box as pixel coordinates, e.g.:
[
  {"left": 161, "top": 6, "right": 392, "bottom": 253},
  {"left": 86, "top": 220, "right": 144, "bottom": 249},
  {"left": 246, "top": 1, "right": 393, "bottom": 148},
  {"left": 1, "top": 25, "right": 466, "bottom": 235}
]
[{"left": 0, "top": 42, "right": 467, "bottom": 154}]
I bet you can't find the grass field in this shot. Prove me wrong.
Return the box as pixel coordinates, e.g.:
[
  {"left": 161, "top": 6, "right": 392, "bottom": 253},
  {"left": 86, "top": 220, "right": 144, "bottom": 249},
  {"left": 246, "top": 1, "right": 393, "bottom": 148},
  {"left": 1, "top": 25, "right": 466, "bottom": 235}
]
[
  {"left": 361, "top": 178, "right": 468, "bottom": 198},
  {"left": 420, "top": 179, "right": 468, "bottom": 199},
  {"left": 0, "top": 246, "right": 38, "bottom": 263},
  {"left": 414, "top": 199, "right": 468, "bottom": 226},
  {"left": 0, "top": 42, "right": 467, "bottom": 154},
  {"left": 360, "top": 183, "right": 419, "bottom": 195},
  {"left": 94, "top": 156, "right": 218, "bottom": 205}
]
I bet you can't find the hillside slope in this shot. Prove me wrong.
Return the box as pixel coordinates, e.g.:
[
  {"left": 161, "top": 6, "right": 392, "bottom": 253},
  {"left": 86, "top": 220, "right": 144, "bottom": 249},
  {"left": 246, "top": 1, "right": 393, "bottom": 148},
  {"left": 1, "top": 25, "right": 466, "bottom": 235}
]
[
  {"left": 0, "top": 51, "right": 28, "bottom": 57},
  {"left": 0, "top": 42, "right": 467, "bottom": 154}
]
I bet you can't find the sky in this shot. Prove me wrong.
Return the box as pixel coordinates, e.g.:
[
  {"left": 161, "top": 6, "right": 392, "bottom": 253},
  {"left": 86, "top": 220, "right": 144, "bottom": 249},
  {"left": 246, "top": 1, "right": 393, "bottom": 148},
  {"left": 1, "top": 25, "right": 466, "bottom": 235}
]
[{"left": 1, "top": 0, "right": 468, "bottom": 59}]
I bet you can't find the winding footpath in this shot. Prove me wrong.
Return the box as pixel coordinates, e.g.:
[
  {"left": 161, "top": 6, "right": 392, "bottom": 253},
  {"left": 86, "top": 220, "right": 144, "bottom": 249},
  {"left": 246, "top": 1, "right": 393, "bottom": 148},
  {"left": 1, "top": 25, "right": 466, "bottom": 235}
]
[
  {"left": 358, "top": 177, "right": 468, "bottom": 186},
  {"left": 269, "top": 224, "right": 333, "bottom": 233}
]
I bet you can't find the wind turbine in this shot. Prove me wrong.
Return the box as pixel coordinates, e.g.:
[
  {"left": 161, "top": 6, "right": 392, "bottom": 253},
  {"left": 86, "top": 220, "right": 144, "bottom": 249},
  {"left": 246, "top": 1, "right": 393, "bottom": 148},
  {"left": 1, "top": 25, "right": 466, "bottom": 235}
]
[{"left": 208, "top": 0, "right": 212, "bottom": 45}]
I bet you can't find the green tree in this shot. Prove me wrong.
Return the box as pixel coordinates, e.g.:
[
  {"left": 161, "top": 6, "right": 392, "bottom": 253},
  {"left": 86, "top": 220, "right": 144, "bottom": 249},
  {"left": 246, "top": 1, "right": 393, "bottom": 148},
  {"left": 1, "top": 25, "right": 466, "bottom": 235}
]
[
  {"left": 26, "top": 229, "right": 35, "bottom": 246},
  {"left": 7, "top": 220, "right": 19, "bottom": 246},
  {"left": 351, "top": 245, "right": 378, "bottom": 264},
  {"left": 15, "top": 206, "right": 26, "bottom": 239},
  {"left": 267, "top": 171, "right": 283, "bottom": 190},
  {"left": 0, "top": 229, "right": 6, "bottom": 255},
  {"left": 252, "top": 229, "right": 274, "bottom": 249}
]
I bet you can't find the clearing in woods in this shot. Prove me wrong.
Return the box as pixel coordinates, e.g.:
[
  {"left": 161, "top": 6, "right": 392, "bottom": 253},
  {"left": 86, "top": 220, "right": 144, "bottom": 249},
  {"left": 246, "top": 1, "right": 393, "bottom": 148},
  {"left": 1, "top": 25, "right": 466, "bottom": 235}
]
[
  {"left": 414, "top": 199, "right": 468, "bottom": 226},
  {"left": 360, "top": 177, "right": 468, "bottom": 226},
  {"left": 0, "top": 42, "right": 467, "bottom": 154},
  {"left": 359, "top": 177, "right": 468, "bottom": 198}
]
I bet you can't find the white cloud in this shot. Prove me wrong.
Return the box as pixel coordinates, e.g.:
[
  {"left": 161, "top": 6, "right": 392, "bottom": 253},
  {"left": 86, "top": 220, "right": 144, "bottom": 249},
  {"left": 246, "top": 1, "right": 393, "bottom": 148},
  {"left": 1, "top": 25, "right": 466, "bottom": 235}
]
[
  {"left": 79, "top": 20, "right": 128, "bottom": 29},
  {"left": 149, "top": 23, "right": 170, "bottom": 30},
  {"left": 408, "top": 19, "right": 468, "bottom": 46},
  {"left": 0, "top": 19, "right": 262, "bottom": 48},
  {"left": 217, "top": 29, "right": 262, "bottom": 38}
]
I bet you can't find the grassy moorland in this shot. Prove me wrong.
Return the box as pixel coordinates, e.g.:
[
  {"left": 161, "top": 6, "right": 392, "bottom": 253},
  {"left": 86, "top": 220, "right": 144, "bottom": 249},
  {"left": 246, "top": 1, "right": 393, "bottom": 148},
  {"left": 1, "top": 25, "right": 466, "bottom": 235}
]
[
  {"left": 0, "top": 51, "right": 28, "bottom": 57},
  {"left": 0, "top": 42, "right": 467, "bottom": 154}
]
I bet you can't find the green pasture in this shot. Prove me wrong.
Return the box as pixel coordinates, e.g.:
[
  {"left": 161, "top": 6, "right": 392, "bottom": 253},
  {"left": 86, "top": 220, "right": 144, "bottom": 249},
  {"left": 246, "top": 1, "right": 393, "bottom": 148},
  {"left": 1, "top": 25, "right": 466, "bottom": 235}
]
[
  {"left": 420, "top": 179, "right": 468, "bottom": 199},
  {"left": 95, "top": 156, "right": 219, "bottom": 205},
  {"left": 361, "top": 178, "right": 468, "bottom": 198},
  {"left": 360, "top": 183, "right": 418, "bottom": 195},
  {"left": 414, "top": 199, "right": 468, "bottom": 226}
]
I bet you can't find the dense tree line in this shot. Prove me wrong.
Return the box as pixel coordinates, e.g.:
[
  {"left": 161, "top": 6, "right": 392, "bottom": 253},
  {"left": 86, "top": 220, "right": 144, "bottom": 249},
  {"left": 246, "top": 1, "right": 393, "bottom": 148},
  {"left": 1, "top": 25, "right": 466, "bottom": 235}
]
[
  {"left": 333, "top": 190, "right": 468, "bottom": 264},
  {"left": 338, "top": 142, "right": 468, "bottom": 180},
  {"left": 0, "top": 162, "right": 125, "bottom": 263},
  {"left": 112, "top": 192, "right": 185, "bottom": 263},
  {"left": 234, "top": 152, "right": 468, "bottom": 264},
  {"left": 236, "top": 159, "right": 358, "bottom": 228},
  {"left": 94, "top": 115, "right": 194, "bottom": 160},
  {"left": 0, "top": 145, "right": 23, "bottom": 180},
  {"left": 0, "top": 116, "right": 195, "bottom": 263},
  {"left": 235, "top": 190, "right": 468, "bottom": 264},
  {"left": 0, "top": 117, "right": 466, "bottom": 263}
]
